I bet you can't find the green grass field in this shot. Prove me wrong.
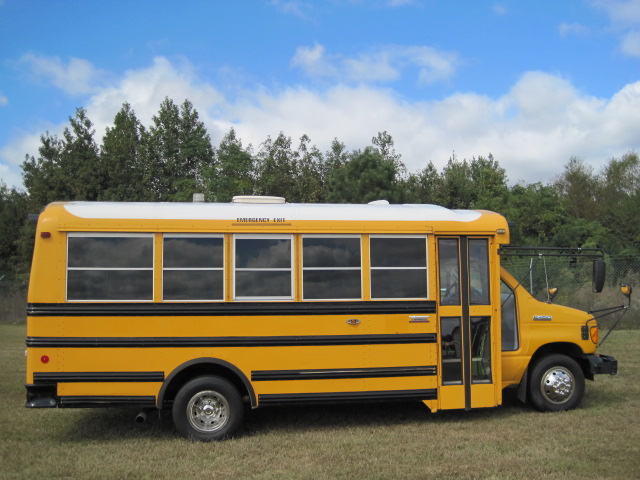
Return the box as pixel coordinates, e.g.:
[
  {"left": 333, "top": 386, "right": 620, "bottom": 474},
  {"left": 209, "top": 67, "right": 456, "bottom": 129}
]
[{"left": 1, "top": 325, "right": 639, "bottom": 480}]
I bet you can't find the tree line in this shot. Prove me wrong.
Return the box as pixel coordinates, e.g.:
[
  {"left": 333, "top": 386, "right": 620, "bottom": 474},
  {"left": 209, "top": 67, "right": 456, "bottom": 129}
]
[{"left": 1, "top": 97, "right": 639, "bottom": 275}]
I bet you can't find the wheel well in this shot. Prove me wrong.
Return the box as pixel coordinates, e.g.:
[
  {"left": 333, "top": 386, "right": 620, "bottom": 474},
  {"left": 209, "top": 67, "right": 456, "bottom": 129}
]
[
  {"left": 158, "top": 358, "right": 255, "bottom": 409},
  {"left": 517, "top": 342, "right": 590, "bottom": 403},
  {"left": 530, "top": 343, "right": 591, "bottom": 378},
  {"left": 529, "top": 342, "right": 584, "bottom": 368}
]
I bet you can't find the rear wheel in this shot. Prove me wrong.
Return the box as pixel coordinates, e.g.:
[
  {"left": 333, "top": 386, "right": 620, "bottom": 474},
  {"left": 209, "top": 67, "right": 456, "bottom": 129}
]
[
  {"left": 172, "top": 376, "right": 243, "bottom": 441},
  {"left": 529, "top": 354, "right": 585, "bottom": 412}
]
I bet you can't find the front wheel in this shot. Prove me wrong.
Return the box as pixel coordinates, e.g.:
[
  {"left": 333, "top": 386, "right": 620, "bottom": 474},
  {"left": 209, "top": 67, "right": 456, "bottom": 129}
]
[
  {"left": 172, "top": 376, "right": 243, "bottom": 441},
  {"left": 529, "top": 354, "right": 585, "bottom": 412}
]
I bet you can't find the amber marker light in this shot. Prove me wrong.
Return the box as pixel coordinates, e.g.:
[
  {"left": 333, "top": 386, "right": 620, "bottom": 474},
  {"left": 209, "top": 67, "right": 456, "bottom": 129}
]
[{"left": 590, "top": 326, "right": 599, "bottom": 344}]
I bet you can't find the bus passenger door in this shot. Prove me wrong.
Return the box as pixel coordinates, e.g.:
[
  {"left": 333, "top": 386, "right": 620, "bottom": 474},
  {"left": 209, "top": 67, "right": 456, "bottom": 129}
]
[{"left": 437, "top": 236, "right": 497, "bottom": 410}]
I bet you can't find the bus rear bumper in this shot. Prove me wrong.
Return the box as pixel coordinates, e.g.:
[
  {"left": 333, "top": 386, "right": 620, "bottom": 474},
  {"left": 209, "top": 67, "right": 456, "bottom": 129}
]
[
  {"left": 584, "top": 354, "right": 618, "bottom": 377},
  {"left": 25, "top": 383, "right": 58, "bottom": 408}
]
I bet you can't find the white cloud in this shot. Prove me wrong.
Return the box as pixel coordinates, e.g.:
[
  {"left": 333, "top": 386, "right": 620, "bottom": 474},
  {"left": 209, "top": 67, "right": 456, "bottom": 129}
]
[
  {"left": 0, "top": 131, "right": 43, "bottom": 189},
  {"left": 228, "top": 71, "right": 640, "bottom": 184},
  {"left": 386, "top": 0, "right": 418, "bottom": 7},
  {"left": 503, "top": 72, "right": 585, "bottom": 129},
  {"left": 269, "top": 0, "right": 312, "bottom": 19},
  {"left": 291, "top": 43, "right": 338, "bottom": 78},
  {"left": 621, "top": 30, "right": 640, "bottom": 57},
  {"left": 593, "top": 0, "right": 640, "bottom": 26},
  {"left": 19, "top": 54, "right": 110, "bottom": 95},
  {"left": 291, "top": 43, "right": 459, "bottom": 85},
  {"left": 84, "top": 57, "right": 226, "bottom": 141},
  {"left": 591, "top": 0, "right": 640, "bottom": 57},
  {"left": 492, "top": 4, "right": 508, "bottom": 16},
  {"left": 559, "top": 22, "right": 589, "bottom": 37},
  {"left": 0, "top": 164, "right": 19, "bottom": 189},
  {"left": 1, "top": 57, "right": 639, "bottom": 190},
  {"left": 0, "top": 94, "right": 7, "bottom": 106},
  {"left": 343, "top": 51, "right": 400, "bottom": 83},
  {"left": 408, "top": 46, "right": 459, "bottom": 84}
]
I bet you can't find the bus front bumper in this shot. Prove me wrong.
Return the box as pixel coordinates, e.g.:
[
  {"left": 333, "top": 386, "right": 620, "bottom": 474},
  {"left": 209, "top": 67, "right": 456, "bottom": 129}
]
[{"left": 584, "top": 354, "right": 618, "bottom": 377}]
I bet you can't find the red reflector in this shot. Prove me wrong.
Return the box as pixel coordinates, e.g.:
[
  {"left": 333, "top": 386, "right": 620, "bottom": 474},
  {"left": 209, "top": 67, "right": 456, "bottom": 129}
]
[
  {"left": 41, "top": 355, "right": 49, "bottom": 364},
  {"left": 40, "top": 232, "right": 51, "bottom": 238}
]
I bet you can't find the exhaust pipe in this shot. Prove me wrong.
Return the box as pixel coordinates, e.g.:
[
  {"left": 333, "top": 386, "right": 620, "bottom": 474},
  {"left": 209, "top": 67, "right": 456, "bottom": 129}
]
[{"left": 136, "top": 408, "right": 153, "bottom": 424}]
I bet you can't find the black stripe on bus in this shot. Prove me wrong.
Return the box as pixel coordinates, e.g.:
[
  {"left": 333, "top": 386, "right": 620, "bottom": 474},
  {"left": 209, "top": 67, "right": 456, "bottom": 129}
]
[
  {"left": 59, "top": 396, "right": 156, "bottom": 408},
  {"left": 258, "top": 388, "right": 437, "bottom": 406},
  {"left": 26, "top": 300, "right": 437, "bottom": 317},
  {"left": 33, "top": 371, "right": 165, "bottom": 383},
  {"left": 252, "top": 365, "right": 437, "bottom": 381},
  {"left": 26, "top": 333, "right": 437, "bottom": 348}
]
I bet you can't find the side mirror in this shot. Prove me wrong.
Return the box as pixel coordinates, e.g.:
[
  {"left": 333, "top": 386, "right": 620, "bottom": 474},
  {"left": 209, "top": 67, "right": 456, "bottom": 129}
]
[
  {"left": 592, "top": 259, "right": 606, "bottom": 293},
  {"left": 548, "top": 287, "right": 558, "bottom": 303}
]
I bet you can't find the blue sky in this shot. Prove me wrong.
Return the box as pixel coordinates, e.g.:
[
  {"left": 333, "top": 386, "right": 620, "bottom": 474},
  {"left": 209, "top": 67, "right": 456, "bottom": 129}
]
[{"left": 1, "top": 0, "right": 639, "bottom": 189}]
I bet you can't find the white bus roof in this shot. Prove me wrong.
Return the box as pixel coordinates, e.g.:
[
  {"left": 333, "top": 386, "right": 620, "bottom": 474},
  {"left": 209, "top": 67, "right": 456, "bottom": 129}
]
[{"left": 63, "top": 201, "right": 483, "bottom": 223}]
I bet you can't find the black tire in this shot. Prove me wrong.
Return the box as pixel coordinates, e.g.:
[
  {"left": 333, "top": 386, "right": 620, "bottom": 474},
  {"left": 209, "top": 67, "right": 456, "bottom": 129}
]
[
  {"left": 172, "top": 375, "right": 243, "bottom": 441},
  {"left": 529, "top": 354, "right": 585, "bottom": 412}
]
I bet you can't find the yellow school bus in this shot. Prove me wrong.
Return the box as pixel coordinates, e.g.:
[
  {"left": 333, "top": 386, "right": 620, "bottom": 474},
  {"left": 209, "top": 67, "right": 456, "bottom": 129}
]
[{"left": 25, "top": 197, "right": 619, "bottom": 440}]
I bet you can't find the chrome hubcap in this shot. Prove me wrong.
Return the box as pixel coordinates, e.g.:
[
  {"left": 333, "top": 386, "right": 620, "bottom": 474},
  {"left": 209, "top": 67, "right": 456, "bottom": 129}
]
[
  {"left": 540, "top": 367, "right": 575, "bottom": 404},
  {"left": 187, "top": 390, "right": 229, "bottom": 433}
]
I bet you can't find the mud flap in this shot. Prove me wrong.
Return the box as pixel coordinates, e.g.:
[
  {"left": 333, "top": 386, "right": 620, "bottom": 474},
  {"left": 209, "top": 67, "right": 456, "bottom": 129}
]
[{"left": 516, "top": 369, "right": 528, "bottom": 404}]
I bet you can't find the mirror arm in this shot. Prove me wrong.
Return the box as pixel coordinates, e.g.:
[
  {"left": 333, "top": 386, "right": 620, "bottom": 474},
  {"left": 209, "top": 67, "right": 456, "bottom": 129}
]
[{"left": 597, "top": 306, "right": 630, "bottom": 347}]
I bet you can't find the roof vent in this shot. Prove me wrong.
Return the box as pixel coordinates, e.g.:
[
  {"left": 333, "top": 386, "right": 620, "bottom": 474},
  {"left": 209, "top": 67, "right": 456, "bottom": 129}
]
[
  {"left": 368, "top": 200, "right": 389, "bottom": 205},
  {"left": 232, "top": 196, "right": 286, "bottom": 204},
  {"left": 193, "top": 193, "right": 205, "bottom": 203}
]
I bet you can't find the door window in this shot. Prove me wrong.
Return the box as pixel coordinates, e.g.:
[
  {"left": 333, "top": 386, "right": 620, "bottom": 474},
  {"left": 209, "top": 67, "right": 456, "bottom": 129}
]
[
  {"left": 471, "top": 316, "right": 491, "bottom": 382},
  {"left": 441, "top": 316, "right": 463, "bottom": 384},
  {"left": 500, "top": 280, "right": 519, "bottom": 351},
  {"left": 438, "top": 238, "right": 460, "bottom": 305},
  {"left": 468, "top": 239, "right": 490, "bottom": 305}
]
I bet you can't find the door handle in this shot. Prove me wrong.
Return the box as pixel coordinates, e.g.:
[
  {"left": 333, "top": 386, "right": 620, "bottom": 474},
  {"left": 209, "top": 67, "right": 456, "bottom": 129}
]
[
  {"left": 409, "top": 315, "right": 430, "bottom": 323},
  {"left": 346, "top": 318, "right": 361, "bottom": 325}
]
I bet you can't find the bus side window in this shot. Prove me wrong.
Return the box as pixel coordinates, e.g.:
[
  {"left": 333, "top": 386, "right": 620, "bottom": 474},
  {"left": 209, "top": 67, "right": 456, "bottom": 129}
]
[
  {"left": 163, "top": 235, "right": 224, "bottom": 301},
  {"left": 500, "top": 280, "right": 519, "bottom": 351},
  {"left": 234, "top": 235, "right": 293, "bottom": 300},
  {"left": 370, "top": 236, "right": 428, "bottom": 299},
  {"left": 67, "top": 234, "right": 154, "bottom": 301},
  {"left": 302, "top": 236, "right": 362, "bottom": 300}
]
